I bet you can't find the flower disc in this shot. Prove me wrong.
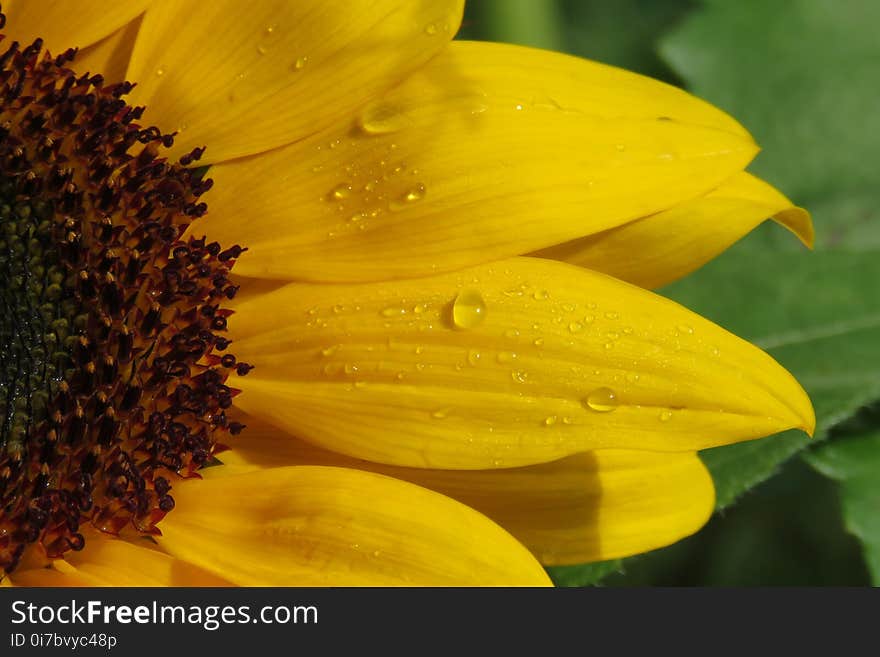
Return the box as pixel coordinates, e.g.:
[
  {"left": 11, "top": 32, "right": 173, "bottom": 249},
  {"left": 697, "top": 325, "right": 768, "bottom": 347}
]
[{"left": 0, "top": 29, "right": 249, "bottom": 573}]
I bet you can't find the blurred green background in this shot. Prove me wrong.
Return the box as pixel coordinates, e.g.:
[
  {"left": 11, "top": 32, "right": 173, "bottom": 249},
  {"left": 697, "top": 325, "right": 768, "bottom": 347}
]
[{"left": 458, "top": 0, "right": 880, "bottom": 586}]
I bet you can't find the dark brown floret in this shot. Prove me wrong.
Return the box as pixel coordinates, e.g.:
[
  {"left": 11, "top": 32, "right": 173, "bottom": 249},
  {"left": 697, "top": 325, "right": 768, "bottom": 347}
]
[{"left": 0, "top": 27, "right": 250, "bottom": 573}]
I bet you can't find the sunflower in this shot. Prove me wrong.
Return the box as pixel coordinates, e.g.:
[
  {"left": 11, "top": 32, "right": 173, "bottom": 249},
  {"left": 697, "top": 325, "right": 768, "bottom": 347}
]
[{"left": 0, "top": 0, "right": 814, "bottom": 587}]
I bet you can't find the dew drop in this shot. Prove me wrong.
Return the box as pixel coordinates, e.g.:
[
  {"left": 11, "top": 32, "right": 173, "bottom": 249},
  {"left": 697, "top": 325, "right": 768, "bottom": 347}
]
[
  {"left": 403, "top": 183, "right": 426, "bottom": 203},
  {"left": 543, "top": 415, "right": 558, "bottom": 426},
  {"left": 496, "top": 351, "right": 518, "bottom": 364},
  {"left": 424, "top": 22, "right": 439, "bottom": 35},
  {"left": 413, "top": 303, "right": 427, "bottom": 314},
  {"left": 329, "top": 183, "right": 352, "bottom": 200},
  {"left": 256, "top": 44, "right": 268, "bottom": 55},
  {"left": 605, "top": 311, "right": 619, "bottom": 320},
  {"left": 431, "top": 408, "right": 451, "bottom": 419},
  {"left": 452, "top": 289, "right": 486, "bottom": 329},
  {"left": 359, "top": 102, "right": 405, "bottom": 135},
  {"left": 381, "top": 306, "right": 407, "bottom": 318},
  {"left": 568, "top": 321, "right": 583, "bottom": 333},
  {"left": 293, "top": 56, "right": 308, "bottom": 71},
  {"left": 583, "top": 314, "right": 595, "bottom": 324},
  {"left": 532, "top": 289, "right": 550, "bottom": 301},
  {"left": 467, "top": 349, "right": 482, "bottom": 366},
  {"left": 677, "top": 324, "right": 695, "bottom": 335},
  {"left": 320, "top": 345, "right": 339, "bottom": 357},
  {"left": 533, "top": 337, "right": 545, "bottom": 347},
  {"left": 659, "top": 409, "right": 673, "bottom": 422},
  {"left": 584, "top": 387, "right": 618, "bottom": 412},
  {"left": 511, "top": 370, "right": 528, "bottom": 384},
  {"left": 155, "top": 67, "right": 165, "bottom": 77},
  {"left": 505, "top": 328, "right": 520, "bottom": 338}
]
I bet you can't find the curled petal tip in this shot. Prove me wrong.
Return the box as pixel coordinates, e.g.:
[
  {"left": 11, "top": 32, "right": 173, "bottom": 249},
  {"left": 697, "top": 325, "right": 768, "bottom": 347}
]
[
  {"left": 801, "top": 392, "right": 817, "bottom": 438},
  {"left": 774, "top": 206, "right": 814, "bottom": 250}
]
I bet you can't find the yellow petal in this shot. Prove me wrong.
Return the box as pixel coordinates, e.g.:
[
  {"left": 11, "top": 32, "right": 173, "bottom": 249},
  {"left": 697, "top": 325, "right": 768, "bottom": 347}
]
[
  {"left": 126, "top": 0, "right": 464, "bottom": 163},
  {"left": 533, "top": 172, "right": 814, "bottom": 289},
  {"left": 3, "top": 0, "right": 150, "bottom": 54},
  {"left": 219, "top": 415, "right": 714, "bottom": 565},
  {"left": 202, "top": 40, "right": 757, "bottom": 282},
  {"left": 73, "top": 17, "right": 143, "bottom": 86},
  {"left": 227, "top": 257, "right": 813, "bottom": 469},
  {"left": 7, "top": 536, "right": 231, "bottom": 586},
  {"left": 157, "top": 466, "right": 549, "bottom": 586}
]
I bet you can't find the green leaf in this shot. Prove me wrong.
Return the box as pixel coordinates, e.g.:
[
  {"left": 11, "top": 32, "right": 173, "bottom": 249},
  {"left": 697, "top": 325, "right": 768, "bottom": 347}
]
[
  {"left": 806, "top": 413, "right": 880, "bottom": 584},
  {"left": 552, "top": 248, "right": 880, "bottom": 585},
  {"left": 660, "top": 0, "right": 880, "bottom": 250},
  {"left": 459, "top": 0, "right": 693, "bottom": 82},
  {"left": 600, "top": 458, "right": 869, "bottom": 586},
  {"left": 547, "top": 559, "right": 621, "bottom": 587},
  {"left": 661, "top": 249, "right": 880, "bottom": 508}
]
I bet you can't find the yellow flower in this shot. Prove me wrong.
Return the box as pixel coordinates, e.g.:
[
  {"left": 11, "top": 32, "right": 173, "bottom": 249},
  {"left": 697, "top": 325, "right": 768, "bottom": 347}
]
[{"left": 0, "top": 0, "right": 814, "bottom": 587}]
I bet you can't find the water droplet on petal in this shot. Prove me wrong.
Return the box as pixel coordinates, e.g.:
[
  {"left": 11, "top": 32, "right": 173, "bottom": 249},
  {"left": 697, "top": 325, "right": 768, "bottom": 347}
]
[
  {"left": 511, "top": 370, "right": 528, "bottom": 384},
  {"left": 403, "top": 183, "right": 426, "bottom": 203},
  {"left": 532, "top": 289, "right": 550, "bottom": 301},
  {"left": 359, "top": 102, "right": 405, "bottom": 135},
  {"left": 452, "top": 289, "right": 486, "bottom": 329},
  {"left": 293, "top": 56, "right": 308, "bottom": 71},
  {"left": 543, "top": 416, "right": 558, "bottom": 426},
  {"left": 605, "top": 311, "right": 619, "bottom": 320},
  {"left": 431, "top": 407, "right": 451, "bottom": 419},
  {"left": 584, "top": 387, "right": 618, "bottom": 412},
  {"left": 424, "top": 22, "right": 439, "bottom": 35},
  {"left": 381, "top": 306, "right": 407, "bottom": 318},
  {"left": 659, "top": 409, "right": 673, "bottom": 422},
  {"left": 329, "top": 183, "right": 352, "bottom": 200},
  {"left": 467, "top": 349, "right": 482, "bottom": 366},
  {"left": 568, "top": 321, "right": 583, "bottom": 333},
  {"left": 497, "top": 351, "right": 517, "bottom": 363}
]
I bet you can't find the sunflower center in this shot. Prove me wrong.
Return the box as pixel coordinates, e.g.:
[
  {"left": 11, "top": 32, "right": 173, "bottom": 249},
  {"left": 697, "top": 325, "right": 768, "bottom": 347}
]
[{"left": 0, "top": 26, "right": 250, "bottom": 573}]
